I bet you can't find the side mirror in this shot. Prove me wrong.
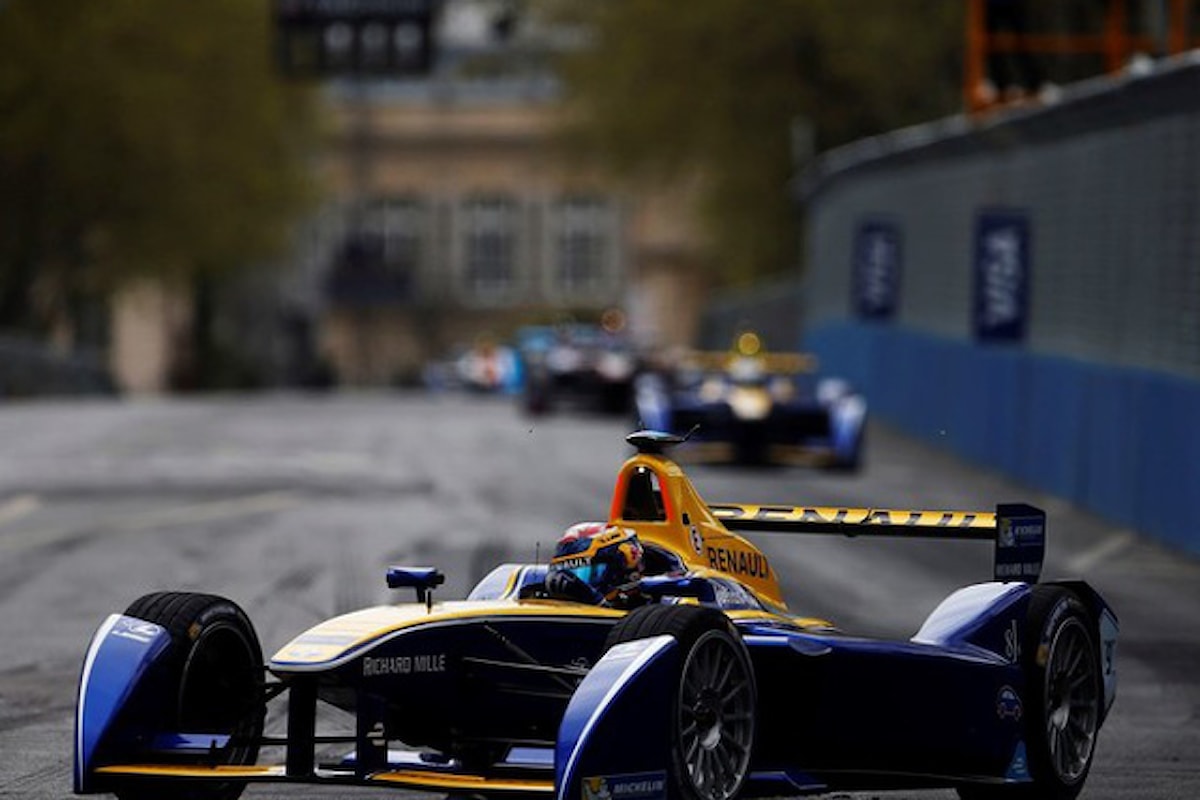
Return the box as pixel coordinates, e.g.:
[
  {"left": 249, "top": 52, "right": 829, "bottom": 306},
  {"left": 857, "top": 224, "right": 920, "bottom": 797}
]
[{"left": 386, "top": 567, "right": 445, "bottom": 610}]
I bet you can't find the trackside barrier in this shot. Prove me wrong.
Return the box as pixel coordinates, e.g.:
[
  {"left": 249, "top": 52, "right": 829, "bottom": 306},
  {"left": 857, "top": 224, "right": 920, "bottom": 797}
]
[
  {"left": 806, "top": 321, "right": 1200, "bottom": 557},
  {"left": 786, "top": 57, "right": 1200, "bottom": 559}
]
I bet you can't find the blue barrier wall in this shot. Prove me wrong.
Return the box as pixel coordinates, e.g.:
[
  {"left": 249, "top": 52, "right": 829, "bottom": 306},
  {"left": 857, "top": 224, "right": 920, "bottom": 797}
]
[{"left": 807, "top": 322, "right": 1200, "bottom": 557}]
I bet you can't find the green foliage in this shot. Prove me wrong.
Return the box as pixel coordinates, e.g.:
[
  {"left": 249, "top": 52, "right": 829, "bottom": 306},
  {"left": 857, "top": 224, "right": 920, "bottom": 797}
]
[
  {"left": 551, "top": 0, "right": 963, "bottom": 282},
  {"left": 0, "top": 0, "right": 321, "bottom": 331}
]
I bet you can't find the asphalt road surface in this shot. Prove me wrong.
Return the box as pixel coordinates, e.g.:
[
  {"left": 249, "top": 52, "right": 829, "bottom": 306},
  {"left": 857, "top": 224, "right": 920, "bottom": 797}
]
[{"left": 0, "top": 393, "right": 1197, "bottom": 799}]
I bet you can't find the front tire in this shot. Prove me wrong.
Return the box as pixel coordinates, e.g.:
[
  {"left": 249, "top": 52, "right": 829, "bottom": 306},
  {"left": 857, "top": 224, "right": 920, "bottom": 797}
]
[
  {"left": 117, "top": 592, "right": 265, "bottom": 800},
  {"left": 605, "top": 605, "right": 756, "bottom": 800},
  {"left": 958, "top": 586, "right": 1102, "bottom": 800}
]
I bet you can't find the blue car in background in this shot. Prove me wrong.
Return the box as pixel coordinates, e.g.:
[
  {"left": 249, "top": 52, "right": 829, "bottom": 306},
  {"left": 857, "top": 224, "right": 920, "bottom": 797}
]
[{"left": 635, "top": 332, "right": 867, "bottom": 469}]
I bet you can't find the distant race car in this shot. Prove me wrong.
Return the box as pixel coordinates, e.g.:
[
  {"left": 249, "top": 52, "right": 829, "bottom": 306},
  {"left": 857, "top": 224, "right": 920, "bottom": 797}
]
[
  {"left": 635, "top": 333, "right": 867, "bottom": 468},
  {"left": 519, "top": 321, "right": 639, "bottom": 416},
  {"left": 76, "top": 430, "right": 1117, "bottom": 800}
]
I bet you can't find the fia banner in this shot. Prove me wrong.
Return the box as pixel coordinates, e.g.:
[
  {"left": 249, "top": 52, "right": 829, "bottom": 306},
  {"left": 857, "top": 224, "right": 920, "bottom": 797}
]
[
  {"left": 851, "top": 220, "right": 902, "bottom": 321},
  {"left": 973, "top": 210, "right": 1030, "bottom": 342}
]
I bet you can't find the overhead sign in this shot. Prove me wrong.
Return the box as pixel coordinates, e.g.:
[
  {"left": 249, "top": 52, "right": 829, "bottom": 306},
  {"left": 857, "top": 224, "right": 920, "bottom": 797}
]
[
  {"left": 973, "top": 210, "right": 1030, "bottom": 342},
  {"left": 851, "top": 220, "right": 902, "bottom": 321},
  {"left": 275, "top": 0, "right": 436, "bottom": 77}
]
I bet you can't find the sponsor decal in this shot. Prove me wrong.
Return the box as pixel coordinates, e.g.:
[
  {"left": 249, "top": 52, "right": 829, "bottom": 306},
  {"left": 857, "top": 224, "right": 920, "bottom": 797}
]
[
  {"left": 999, "top": 520, "right": 1015, "bottom": 548},
  {"left": 583, "top": 772, "right": 667, "bottom": 800},
  {"left": 1099, "top": 609, "right": 1118, "bottom": 708},
  {"left": 285, "top": 646, "right": 329, "bottom": 660},
  {"left": 1037, "top": 598, "right": 1072, "bottom": 667},
  {"left": 973, "top": 209, "right": 1031, "bottom": 343},
  {"left": 994, "top": 511, "right": 1044, "bottom": 581},
  {"left": 995, "top": 562, "right": 1044, "bottom": 579},
  {"left": 362, "top": 653, "right": 446, "bottom": 677},
  {"left": 998, "top": 518, "right": 1043, "bottom": 549},
  {"left": 711, "top": 579, "right": 760, "bottom": 610},
  {"left": 711, "top": 504, "right": 984, "bottom": 528},
  {"left": 1004, "top": 740, "right": 1031, "bottom": 781},
  {"left": 1004, "top": 619, "right": 1021, "bottom": 663},
  {"left": 997, "top": 685, "right": 1023, "bottom": 721},
  {"left": 852, "top": 219, "right": 902, "bottom": 321},
  {"left": 110, "top": 618, "right": 163, "bottom": 645},
  {"left": 706, "top": 546, "right": 770, "bottom": 579},
  {"left": 689, "top": 525, "right": 704, "bottom": 555}
]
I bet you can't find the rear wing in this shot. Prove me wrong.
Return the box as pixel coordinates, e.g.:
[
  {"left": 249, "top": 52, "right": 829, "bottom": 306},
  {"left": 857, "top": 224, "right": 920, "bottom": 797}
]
[
  {"left": 708, "top": 502, "right": 1045, "bottom": 583},
  {"left": 680, "top": 351, "right": 817, "bottom": 374}
]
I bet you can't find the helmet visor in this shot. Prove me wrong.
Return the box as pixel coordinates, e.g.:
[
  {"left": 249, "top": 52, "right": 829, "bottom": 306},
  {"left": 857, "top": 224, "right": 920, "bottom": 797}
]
[{"left": 562, "top": 561, "right": 608, "bottom": 588}]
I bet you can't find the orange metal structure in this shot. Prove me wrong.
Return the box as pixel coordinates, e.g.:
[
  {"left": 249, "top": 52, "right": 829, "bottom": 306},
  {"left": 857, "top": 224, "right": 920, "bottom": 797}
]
[{"left": 965, "top": 0, "right": 1200, "bottom": 111}]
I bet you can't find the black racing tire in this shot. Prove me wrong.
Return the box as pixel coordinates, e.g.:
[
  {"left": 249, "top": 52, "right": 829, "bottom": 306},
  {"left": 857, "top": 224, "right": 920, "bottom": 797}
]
[
  {"left": 605, "top": 605, "right": 756, "bottom": 800},
  {"left": 957, "top": 586, "right": 1101, "bottom": 800},
  {"left": 115, "top": 592, "right": 265, "bottom": 800}
]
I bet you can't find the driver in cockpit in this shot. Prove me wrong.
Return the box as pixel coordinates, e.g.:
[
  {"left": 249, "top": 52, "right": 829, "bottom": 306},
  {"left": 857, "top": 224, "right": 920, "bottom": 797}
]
[{"left": 544, "top": 522, "right": 648, "bottom": 608}]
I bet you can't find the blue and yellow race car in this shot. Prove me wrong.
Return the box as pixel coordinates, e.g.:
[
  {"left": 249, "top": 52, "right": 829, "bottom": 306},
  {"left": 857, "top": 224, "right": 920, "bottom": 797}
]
[
  {"left": 75, "top": 431, "right": 1116, "bottom": 800},
  {"left": 635, "top": 334, "right": 867, "bottom": 469}
]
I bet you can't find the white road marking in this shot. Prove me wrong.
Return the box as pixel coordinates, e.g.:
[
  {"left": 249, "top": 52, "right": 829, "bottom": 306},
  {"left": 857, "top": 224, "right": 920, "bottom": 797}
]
[
  {"left": 1065, "top": 530, "right": 1136, "bottom": 574},
  {"left": 0, "top": 491, "right": 302, "bottom": 554},
  {"left": 0, "top": 494, "right": 40, "bottom": 528}
]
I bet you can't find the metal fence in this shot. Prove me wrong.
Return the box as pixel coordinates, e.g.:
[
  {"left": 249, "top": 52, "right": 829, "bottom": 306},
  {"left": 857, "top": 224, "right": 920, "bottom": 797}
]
[
  {"left": 789, "top": 54, "right": 1200, "bottom": 555},
  {"left": 800, "top": 55, "right": 1200, "bottom": 379}
]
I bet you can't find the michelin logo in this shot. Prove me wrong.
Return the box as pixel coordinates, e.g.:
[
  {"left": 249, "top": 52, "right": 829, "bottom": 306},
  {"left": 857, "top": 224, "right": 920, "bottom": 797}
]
[{"left": 583, "top": 772, "right": 667, "bottom": 800}]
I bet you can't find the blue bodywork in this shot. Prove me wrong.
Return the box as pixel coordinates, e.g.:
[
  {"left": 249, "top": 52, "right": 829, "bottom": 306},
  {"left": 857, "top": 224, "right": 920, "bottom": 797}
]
[
  {"left": 76, "top": 575, "right": 1117, "bottom": 798},
  {"left": 75, "top": 614, "right": 171, "bottom": 793}
]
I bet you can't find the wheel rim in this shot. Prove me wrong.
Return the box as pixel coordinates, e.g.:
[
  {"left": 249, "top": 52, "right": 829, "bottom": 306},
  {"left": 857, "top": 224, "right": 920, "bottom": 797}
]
[
  {"left": 1043, "top": 617, "right": 1099, "bottom": 783},
  {"left": 677, "top": 631, "right": 754, "bottom": 800}
]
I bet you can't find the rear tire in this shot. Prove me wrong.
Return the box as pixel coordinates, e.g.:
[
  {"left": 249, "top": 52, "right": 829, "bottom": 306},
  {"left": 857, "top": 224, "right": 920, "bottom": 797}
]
[
  {"left": 115, "top": 592, "right": 265, "bottom": 800},
  {"left": 957, "top": 586, "right": 1101, "bottom": 800},
  {"left": 606, "top": 605, "right": 756, "bottom": 800}
]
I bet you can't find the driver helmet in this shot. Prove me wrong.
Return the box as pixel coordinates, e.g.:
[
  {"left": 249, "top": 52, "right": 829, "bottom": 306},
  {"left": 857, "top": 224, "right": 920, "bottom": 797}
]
[{"left": 547, "top": 522, "right": 644, "bottom": 605}]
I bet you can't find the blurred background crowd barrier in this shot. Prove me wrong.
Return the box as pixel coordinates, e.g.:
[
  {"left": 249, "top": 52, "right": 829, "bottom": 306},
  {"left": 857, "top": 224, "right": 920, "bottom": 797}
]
[{"left": 784, "top": 56, "right": 1200, "bottom": 556}]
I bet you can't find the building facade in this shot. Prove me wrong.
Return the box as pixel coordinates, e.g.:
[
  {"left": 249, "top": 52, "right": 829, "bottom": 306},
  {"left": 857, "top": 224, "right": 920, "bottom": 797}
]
[{"left": 306, "top": 84, "right": 706, "bottom": 386}]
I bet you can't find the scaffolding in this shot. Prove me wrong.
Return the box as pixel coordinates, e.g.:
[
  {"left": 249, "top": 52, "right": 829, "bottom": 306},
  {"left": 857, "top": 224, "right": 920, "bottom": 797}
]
[{"left": 965, "top": 0, "right": 1200, "bottom": 111}]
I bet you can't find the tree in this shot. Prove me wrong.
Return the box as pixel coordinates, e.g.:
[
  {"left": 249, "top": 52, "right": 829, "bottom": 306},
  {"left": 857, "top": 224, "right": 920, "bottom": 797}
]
[
  {"left": 549, "top": 0, "right": 963, "bottom": 283},
  {"left": 0, "top": 0, "right": 320, "bottom": 337}
]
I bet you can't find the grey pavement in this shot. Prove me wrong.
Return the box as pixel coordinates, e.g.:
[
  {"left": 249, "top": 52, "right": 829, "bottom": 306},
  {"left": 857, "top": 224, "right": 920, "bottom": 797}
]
[{"left": 0, "top": 393, "right": 1196, "bottom": 799}]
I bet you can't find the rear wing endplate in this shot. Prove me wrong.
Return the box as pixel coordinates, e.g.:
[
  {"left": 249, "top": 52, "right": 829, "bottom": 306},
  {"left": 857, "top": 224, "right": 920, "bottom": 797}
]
[{"left": 708, "top": 502, "right": 1045, "bottom": 583}]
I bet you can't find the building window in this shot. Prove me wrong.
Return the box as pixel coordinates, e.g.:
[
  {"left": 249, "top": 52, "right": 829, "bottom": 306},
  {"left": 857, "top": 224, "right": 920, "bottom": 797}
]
[
  {"left": 547, "top": 196, "right": 616, "bottom": 300},
  {"left": 365, "top": 197, "right": 425, "bottom": 281},
  {"left": 461, "top": 196, "right": 519, "bottom": 302}
]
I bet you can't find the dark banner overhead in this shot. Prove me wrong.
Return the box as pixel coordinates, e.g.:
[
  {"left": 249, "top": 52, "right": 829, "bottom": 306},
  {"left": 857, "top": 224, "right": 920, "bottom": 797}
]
[{"left": 274, "top": 0, "right": 436, "bottom": 77}]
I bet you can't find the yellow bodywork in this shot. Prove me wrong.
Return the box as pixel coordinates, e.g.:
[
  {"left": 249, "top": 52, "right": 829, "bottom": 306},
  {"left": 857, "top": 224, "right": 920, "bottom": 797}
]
[
  {"left": 607, "top": 451, "right": 787, "bottom": 609},
  {"left": 96, "top": 764, "right": 555, "bottom": 794},
  {"left": 271, "top": 599, "right": 622, "bottom": 668},
  {"left": 269, "top": 449, "right": 862, "bottom": 669}
]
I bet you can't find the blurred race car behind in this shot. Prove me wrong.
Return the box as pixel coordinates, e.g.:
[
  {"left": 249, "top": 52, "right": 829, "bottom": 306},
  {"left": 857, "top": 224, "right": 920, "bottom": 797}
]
[
  {"left": 520, "top": 315, "right": 639, "bottom": 416},
  {"left": 635, "top": 332, "right": 867, "bottom": 468}
]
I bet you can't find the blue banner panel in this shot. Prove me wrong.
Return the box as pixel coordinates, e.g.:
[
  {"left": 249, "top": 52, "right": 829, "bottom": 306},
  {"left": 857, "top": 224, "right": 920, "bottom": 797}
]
[
  {"left": 973, "top": 210, "right": 1030, "bottom": 342},
  {"left": 851, "top": 220, "right": 902, "bottom": 320},
  {"left": 805, "top": 320, "right": 1200, "bottom": 558}
]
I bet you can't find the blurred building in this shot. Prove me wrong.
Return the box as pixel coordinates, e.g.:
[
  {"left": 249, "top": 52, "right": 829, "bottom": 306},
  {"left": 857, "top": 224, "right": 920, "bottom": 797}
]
[
  {"left": 87, "top": 0, "right": 707, "bottom": 395},
  {"left": 288, "top": 0, "right": 707, "bottom": 387}
]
